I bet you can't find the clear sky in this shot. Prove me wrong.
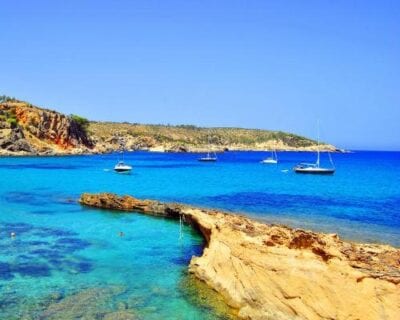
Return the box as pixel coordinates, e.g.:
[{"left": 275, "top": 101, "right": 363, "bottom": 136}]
[{"left": 1, "top": 1, "right": 399, "bottom": 150}]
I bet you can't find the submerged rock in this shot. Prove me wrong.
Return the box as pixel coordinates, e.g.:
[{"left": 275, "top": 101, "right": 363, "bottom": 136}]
[
  {"left": 103, "top": 310, "right": 137, "bottom": 320},
  {"left": 40, "top": 286, "right": 126, "bottom": 320},
  {"left": 80, "top": 193, "right": 400, "bottom": 320}
]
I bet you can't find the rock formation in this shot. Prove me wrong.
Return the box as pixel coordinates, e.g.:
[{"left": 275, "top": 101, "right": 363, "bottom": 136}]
[
  {"left": 0, "top": 101, "right": 93, "bottom": 155},
  {"left": 79, "top": 193, "right": 400, "bottom": 320}
]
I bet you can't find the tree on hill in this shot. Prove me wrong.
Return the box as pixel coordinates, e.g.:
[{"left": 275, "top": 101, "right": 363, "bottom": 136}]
[
  {"left": 0, "top": 95, "right": 17, "bottom": 103},
  {"left": 70, "top": 114, "right": 90, "bottom": 132}
]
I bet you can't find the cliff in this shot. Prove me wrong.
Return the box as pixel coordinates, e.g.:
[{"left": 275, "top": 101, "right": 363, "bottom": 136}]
[
  {"left": 79, "top": 193, "right": 400, "bottom": 320},
  {"left": 0, "top": 97, "right": 336, "bottom": 155},
  {"left": 0, "top": 100, "right": 93, "bottom": 155}
]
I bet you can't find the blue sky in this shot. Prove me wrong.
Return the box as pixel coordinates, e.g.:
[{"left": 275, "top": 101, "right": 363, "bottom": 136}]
[{"left": 1, "top": 1, "right": 399, "bottom": 150}]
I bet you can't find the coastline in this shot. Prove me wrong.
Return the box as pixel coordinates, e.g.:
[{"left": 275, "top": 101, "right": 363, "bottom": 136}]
[
  {"left": 79, "top": 193, "right": 400, "bottom": 320},
  {"left": 0, "top": 146, "right": 344, "bottom": 157}
]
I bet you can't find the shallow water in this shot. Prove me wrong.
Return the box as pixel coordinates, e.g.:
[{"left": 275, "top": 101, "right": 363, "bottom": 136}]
[{"left": 0, "top": 150, "right": 399, "bottom": 318}]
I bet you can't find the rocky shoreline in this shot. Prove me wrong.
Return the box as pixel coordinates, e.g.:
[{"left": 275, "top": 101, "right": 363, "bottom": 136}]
[
  {"left": 0, "top": 147, "right": 343, "bottom": 157},
  {"left": 79, "top": 193, "right": 400, "bottom": 320}
]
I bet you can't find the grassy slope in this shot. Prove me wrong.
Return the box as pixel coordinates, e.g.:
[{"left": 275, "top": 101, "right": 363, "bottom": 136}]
[
  {"left": 88, "top": 121, "right": 320, "bottom": 148},
  {"left": 1, "top": 96, "right": 331, "bottom": 151}
]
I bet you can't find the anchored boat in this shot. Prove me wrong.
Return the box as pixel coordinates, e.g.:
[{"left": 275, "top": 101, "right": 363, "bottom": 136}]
[
  {"left": 198, "top": 134, "right": 217, "bottom": 162},
  {"left": 199, "top": 152, "right": 217, "bottom": 162},
  {"left": 294, "top": 123, "right": 335, "bottom": 175},
  {"left": 261, "top": 150, "right": 278, "bottom": 164},
  {"left": 114, "top": 147, "right": 133, "bottom": 173},
  {"left": 114, "top": 161, "right": 132, "bottom": 173},
  {"left": 293, "top": 162, "right": 335, "bottom": 174}
]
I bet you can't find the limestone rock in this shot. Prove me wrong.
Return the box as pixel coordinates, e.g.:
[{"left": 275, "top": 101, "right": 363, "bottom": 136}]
[
  {"left": 80, "top": 193, "right": 400, "bottom": 320},
  {"left": 0, "top": 101, "right": 93, "bottom": 155}
]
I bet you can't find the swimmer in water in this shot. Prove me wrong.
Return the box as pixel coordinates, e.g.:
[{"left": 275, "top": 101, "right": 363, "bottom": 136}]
[{"left": 118, "top": 231, "right": 125, "bottom": 237}]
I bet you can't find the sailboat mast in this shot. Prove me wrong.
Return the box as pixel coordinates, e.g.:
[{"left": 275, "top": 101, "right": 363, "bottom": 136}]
[
  {"left": 207, "top": 134, "right": 211, "bottom": 158},
  {"left": 316, "top": 120, "right": 320, "bottom": 167}
]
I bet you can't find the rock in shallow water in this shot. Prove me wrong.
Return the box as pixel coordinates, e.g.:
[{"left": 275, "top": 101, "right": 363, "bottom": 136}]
[
  {"left": 103, "top": 310, "right": 137, "bottom": 320},
  {"left": 40, "top": 286, "right": 127, "bottom": 320}
]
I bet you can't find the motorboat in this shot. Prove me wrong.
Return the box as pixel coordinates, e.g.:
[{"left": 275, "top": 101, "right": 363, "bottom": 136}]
[{"left": 114, "top": 161, "right": 132, "bottom": 173}]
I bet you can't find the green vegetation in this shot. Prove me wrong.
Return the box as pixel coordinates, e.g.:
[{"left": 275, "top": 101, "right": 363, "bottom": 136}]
[
  {"left": 6, "top": 117, "right": 18, "bottom": 128},
  {"left": 176, "top": 124, "right": 199, "bottom": 130},
  {"left": 0, "top": 95, "right": 17, "bottom": 103},
  {"left": 70, "top": 114, "right": 90, "bottom": 132},
  {"left": 88, "top": 121, "right": 320, "bottom": 149},
  {"left": 0, "top": 108, "right": 19, "bottom": 128}
]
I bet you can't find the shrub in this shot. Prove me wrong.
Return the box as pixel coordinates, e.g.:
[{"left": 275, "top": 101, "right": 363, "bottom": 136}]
[
  {"left": 6, "top": 117, "right": 18, "bottom": 128},
  {"left": 71, "top": 114, "right": 89, "bottom": 132},
  {"left": 0, "top": 95, "right": 17, "bottom": 103}
]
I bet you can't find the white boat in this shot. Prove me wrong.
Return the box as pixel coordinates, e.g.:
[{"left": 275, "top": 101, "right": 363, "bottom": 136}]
[
  {"left": 261, "top": 150, "right": 278, "bottom": 164},
  {"left": 293, "top": 122, "right": 335, "bottom": 175},
  {"left": 114, "top": 161, "right": 132, "bottom": 173},
  {"left": 114, "top": 147, "right": 132, "bottom": 173},
  {"left": 198, "top": 152, "right": 217, "bottom": 162},
  {"left": 198, "top": 134, "right": 217, "bottom": 162}
]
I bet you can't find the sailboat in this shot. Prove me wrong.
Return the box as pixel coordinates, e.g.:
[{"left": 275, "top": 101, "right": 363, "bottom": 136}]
[
  {"left": 261, "top": 150, "right": 278, "bottom": 164},
  {"left": 198, "top": 135, "right": 217, "bottom": 162},
  {"left": 293, "top": 123, "right": 335, "bottom": 175}
]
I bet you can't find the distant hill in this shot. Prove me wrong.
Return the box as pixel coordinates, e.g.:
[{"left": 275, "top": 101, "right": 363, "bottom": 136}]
[{"left": 0, "top": 97, "right": 335, "bottom": 155}]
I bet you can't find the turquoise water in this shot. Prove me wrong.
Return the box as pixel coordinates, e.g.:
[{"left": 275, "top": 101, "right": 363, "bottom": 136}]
[{"left": 0, "top": 151, "right": 399, "bottom": 318}]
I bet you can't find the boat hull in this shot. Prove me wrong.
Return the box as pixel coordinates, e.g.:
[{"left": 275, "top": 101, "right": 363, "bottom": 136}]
[
  {"left": 262, "top": 159, "right": 278, "bottom": 164},
  {"left": 114, "top": 168, "right": 132, "bottom": 172},
  {"left": 294, "top": 168, "right": 335, "bottom": 175},
  {"left": 114, "top": 165, "right": 133, "bottom": 173},
  {"left": 198, "top": 158, "right": 217, "bottom": 162}
]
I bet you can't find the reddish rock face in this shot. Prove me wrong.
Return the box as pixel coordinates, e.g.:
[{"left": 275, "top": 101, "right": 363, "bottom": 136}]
[
  {"left": 14, "top": 104, "right": 93, "bottom": 149},
  {"left": 0, "top": 101, "right": 93, "bottom": 153}
]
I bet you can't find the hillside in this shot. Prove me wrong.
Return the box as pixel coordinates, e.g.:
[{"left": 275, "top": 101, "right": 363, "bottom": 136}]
[{"left": 0, "top": 97, "right": 335, "bottom": 155}]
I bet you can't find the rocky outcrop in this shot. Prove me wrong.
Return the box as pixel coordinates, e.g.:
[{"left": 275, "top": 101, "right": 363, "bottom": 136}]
[
  {"left": 79, "top": 193, "right": 400, "bottom": 320},
  {"left": 15, "top": 104, "right": 93, "bottom": 149},
  {"left": 0, "top": 126, "right": 34, "bottom": 154},
  {"left": 0, "top": 101, "right": 93, "bottom": 155}
]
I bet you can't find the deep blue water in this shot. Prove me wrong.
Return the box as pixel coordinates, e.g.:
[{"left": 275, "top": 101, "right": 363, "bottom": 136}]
[{"left": 0, "top": 150, "right": 399, "bottom": 318}]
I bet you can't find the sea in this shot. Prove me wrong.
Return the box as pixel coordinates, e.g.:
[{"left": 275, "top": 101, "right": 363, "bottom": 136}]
[{"left": 0, "top": 151, "right": 399, "bottom": 319}]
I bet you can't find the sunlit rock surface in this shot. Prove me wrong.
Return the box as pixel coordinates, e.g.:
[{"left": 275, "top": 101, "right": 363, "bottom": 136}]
[{"left": 80, "top": 192, "right": 400, "bottom": 320}]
